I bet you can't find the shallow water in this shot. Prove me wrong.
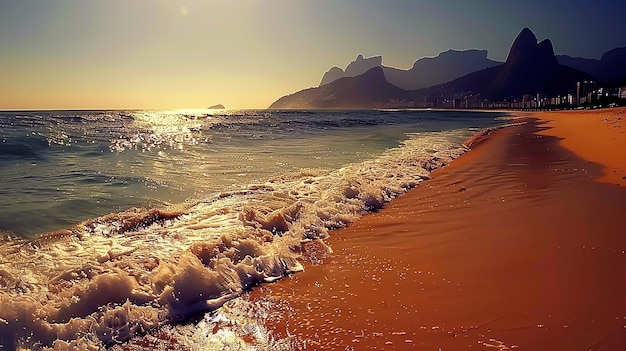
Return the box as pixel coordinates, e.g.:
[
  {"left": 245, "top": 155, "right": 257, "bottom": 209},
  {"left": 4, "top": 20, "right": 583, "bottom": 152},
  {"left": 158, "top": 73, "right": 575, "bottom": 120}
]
[
  {"left": 0, "top": 109, "right": 503, "bottom": 238},
  {"left": 0, "top": 109, "right": 506, "bottom": 350}
]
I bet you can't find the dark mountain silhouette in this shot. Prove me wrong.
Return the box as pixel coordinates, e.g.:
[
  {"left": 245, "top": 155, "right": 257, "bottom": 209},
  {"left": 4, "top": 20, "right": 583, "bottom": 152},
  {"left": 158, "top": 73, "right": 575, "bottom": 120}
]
[
  {"left": 319, "top": 67, "right": 345, "bottom": 87},
  {"left": 320, "top": 55, "right": 383, "bottom": 86},
  {"left": 428, "top": 28, "right": 593, "bottom": 100},
  {"left": 384, "top": 49, "right": 500, "bottom": 90},
  {"left": 611, "top": 75, "right": 626, "bottom": 88},
  {"left": 320, "top": 50, "right": 500, "bottom": 90},
  {"left": 271, "top": 28, "right": 601, "bottom": 109},
  {"left": 271, "top": 67, "right": 410, "bottom": 109},
  {"left": 208, "top": 104, "right": 225, "bottom": 109},
  {"left": 344, "top": 55, "right": 383, "bottom": 77},
  {"left": 557, "top": 47, "right": 626, "bottom": 83}
]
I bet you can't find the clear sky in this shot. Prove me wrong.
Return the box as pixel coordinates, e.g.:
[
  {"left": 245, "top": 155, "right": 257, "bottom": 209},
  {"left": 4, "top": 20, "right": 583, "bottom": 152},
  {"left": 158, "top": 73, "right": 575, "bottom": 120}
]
[{"left": 1, "top": 0, "right": 624, "bottom": 110}]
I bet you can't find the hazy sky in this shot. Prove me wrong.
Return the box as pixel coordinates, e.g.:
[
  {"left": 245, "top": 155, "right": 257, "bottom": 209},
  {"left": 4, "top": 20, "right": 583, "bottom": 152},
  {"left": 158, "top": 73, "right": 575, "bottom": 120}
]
[{"left": 1, "top": 0, "right": 624, "bottom": 110}]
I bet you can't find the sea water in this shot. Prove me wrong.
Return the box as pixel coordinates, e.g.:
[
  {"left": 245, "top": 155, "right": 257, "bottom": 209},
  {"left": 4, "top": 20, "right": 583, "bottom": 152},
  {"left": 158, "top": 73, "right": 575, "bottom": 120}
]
[{"left": 0, "top": 109, "right": 506, "bottom": 349}]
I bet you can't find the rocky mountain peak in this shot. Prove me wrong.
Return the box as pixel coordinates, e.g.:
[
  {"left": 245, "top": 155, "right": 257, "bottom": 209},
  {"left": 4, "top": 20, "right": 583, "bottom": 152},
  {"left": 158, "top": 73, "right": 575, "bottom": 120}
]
[{"left": 505, "top": 28, "right": 557, "bottom": 67}]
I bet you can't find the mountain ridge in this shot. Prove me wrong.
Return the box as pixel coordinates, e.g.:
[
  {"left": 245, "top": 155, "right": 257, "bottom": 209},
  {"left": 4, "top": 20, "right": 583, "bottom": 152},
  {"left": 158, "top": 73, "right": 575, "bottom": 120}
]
[
  {"left": 557, "top": 47, "right": 626, "bottom": 83},
  {"left": 271, "top": 28, "right": 619, "bottom": 109},
  {"left": 320, "top": 49, "right": 501, "bottom": 90},
  {"left": 425, "top": 27, "right": 593, "bottom": 101},
  {"left": 271, "top": 67, "right": 410, "bottom": 109}
]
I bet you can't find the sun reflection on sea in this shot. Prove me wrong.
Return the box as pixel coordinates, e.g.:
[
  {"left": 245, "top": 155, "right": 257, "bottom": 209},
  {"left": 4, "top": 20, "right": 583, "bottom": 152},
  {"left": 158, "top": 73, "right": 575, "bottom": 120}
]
[{"left": 111, "top": 110, "right": 216, "bottom": 153}]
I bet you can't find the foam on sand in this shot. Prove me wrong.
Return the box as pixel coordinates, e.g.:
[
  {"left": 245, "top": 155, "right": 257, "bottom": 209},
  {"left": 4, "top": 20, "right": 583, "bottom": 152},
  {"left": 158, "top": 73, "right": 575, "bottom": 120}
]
[
  {"left": 0, "top": 130, "right": 469, "bottom": 350},
  {"left": 238, "top": 109, "right": 626, "bottom": 350}
]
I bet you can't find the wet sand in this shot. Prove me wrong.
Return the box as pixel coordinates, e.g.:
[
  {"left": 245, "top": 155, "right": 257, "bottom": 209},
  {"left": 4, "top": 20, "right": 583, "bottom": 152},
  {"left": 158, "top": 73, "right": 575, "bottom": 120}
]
[
  {"left": 536, "top": 108, "right": 626, "bottom": 186},
  {"left": 252, "top": 108, "right": 626, "bottom": 350}
]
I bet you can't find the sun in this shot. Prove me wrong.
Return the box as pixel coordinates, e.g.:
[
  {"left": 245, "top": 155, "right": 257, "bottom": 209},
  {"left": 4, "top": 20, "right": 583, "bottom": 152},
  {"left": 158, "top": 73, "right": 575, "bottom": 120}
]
[{"left": 180, "top": 6, "right": 189, "bottom": 16}]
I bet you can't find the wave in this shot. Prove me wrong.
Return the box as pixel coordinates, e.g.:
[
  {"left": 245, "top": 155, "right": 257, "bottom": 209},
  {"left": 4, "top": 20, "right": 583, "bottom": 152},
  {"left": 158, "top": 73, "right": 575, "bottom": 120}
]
[
  {"left": 0, "top": 134, "right": 50, "bottom": 160},
  {"left": 0, "top": 111, "right": 133, "bottom": 161},
  {"left": 0, "top": 127, "right": 477, "bottom": 349}
]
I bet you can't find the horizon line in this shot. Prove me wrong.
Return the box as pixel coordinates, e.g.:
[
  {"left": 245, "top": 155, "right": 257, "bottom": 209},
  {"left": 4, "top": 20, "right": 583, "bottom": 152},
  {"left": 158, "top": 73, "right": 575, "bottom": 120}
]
[{"left": 0, "top": 107, "right": 263, "bottom": 112}]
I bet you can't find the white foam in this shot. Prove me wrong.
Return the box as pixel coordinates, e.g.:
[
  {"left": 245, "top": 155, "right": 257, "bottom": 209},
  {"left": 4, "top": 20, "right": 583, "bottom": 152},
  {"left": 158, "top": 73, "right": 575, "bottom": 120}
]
[{"left": 0, "top": 130, "right": 469, "bottom": 349}]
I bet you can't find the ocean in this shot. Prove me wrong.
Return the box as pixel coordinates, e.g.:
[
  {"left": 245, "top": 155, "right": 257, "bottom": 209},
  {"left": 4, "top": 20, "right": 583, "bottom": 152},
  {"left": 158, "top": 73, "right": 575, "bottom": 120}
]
[{"left": 0, "top": 109, "right": 506, "bottom": 350}]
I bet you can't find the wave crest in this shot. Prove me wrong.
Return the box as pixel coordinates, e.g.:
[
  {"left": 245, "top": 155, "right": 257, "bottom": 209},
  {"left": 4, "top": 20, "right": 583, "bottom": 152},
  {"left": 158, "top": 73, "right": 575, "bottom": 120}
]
[{"left": 0, "top": 131, "right": 468, "bottom": 349}]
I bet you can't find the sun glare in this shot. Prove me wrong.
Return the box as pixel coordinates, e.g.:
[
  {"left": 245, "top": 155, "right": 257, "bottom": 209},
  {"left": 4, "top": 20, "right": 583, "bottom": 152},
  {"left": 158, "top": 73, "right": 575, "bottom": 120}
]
[{"left": 180, "top": 6, "right": 189, "bottom": 16}]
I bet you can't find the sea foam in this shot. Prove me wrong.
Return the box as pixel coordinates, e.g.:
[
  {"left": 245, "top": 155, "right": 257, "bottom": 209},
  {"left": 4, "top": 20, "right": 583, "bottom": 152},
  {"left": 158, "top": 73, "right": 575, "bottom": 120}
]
[{"left": 0, "top": 131, "right": 468, "bottom": 350}]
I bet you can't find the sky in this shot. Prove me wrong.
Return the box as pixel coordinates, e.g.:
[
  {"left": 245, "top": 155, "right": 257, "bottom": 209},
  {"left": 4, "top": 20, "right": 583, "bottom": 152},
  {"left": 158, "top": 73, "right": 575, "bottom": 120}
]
[{"left": 1, "top": 0, "right": 625, "bottom": 110}]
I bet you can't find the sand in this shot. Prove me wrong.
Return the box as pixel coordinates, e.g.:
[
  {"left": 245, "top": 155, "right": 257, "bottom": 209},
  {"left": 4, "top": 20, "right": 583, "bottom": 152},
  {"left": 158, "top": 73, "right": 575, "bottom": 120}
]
[
  {"left": 251, "top": 107, "right": 626, "bottom": 350},
  {"left": 536, "top": 108, "right": 626, "bottom": 186}
]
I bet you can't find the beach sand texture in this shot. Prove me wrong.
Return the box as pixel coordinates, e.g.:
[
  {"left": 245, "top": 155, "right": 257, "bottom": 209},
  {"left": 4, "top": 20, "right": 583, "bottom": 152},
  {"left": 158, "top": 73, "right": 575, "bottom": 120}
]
[
  {"left": 253, "top": 108, "right": 626, "bottom": 350},
  {"left": 537, "top": 108, "right": 626, "bottom": 186}
]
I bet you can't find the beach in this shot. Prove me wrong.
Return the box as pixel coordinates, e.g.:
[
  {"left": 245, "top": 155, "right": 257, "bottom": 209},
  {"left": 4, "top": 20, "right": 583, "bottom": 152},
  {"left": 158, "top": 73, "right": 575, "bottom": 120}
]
[
  {"left": 250, "top": 108, "right": 626, "bottom": 350},
  {"left": 2, "top": 108, "right": 625, "bottom": 350},
  {"left": 0, "top": 110, "right": 503, "bottom": 350}
]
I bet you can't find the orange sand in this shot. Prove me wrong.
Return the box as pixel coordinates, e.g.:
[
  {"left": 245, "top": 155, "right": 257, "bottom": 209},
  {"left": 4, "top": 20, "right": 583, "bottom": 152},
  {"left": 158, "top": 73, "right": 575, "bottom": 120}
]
[
  {"left": 536, "top": 108, "right": 626, "bottom": 186},
  {"left": 251, "top": 108, "right": 626, "bottom": 350}
]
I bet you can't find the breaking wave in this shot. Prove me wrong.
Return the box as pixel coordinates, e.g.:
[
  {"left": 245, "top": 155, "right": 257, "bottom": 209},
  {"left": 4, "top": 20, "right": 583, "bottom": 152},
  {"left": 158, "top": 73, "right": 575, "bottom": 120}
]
[{"left": 0, "top": 130, "right": 469, "bottom": 350}]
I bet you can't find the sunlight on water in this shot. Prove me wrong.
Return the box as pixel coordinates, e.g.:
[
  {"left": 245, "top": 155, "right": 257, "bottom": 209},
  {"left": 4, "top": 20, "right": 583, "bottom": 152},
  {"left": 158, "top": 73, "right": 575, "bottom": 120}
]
[
  {"left": 0, "top": 109, "right": 506, "bottom": 349},
  {"left": 0, "top": 130, "right": 471, "bottom": 349},
  {"left": 1, "top": 109, "right": 502, "bottom": 237}
]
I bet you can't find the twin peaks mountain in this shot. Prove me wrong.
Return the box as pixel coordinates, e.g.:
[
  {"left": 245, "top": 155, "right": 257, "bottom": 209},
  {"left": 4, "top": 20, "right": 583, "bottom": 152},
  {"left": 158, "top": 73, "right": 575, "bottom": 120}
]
[
  {"left": 431, "top": 27, "right": 592, "bottom": 101},
  {"left": 270, "top": 28, "right": 623, "bottom": 109}
]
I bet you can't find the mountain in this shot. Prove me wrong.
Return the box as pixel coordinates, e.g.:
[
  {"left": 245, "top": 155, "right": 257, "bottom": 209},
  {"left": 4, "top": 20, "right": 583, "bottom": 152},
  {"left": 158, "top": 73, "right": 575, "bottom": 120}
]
[
  {"left": 270, "top": 67, "right": 411, "bottom": 109},
  {"left": 320, "top": 55, "right": 383, "bottom": 86},
  {"left": 270, "top": 28, "right": 599, "bottom": 109},
  {"left": 611, "top": 74, "right": 626, "bottom": 88},
  {"left": 208, "top": 104, "right": 225, "bottom": 109},
  {"left": 320, "top": 50, "right": 500, "bottom": 90},
  {"left": 319, "top": 67, "right": 345, "bottom": 87},
  {"left": 557, "top": 47, "right": 626, "bottom": 83},
  {"left": 428, "top": 28, "right": 593, "bottom": 100},
  {"left": 384, "top": 49, "right": 500, "bottom": 90}
]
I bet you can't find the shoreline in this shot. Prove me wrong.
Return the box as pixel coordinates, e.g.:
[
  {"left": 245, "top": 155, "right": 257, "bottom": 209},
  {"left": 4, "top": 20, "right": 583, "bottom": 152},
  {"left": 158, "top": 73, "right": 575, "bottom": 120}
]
[
  {"left": 2, "top": 110, "right": 493, "bottom": 350},
  {"left": 13, "top": 108, "right": 621, "bottom": 349},
  {"left": 248, "top": 107, "right": 626, "bottom": 349}
]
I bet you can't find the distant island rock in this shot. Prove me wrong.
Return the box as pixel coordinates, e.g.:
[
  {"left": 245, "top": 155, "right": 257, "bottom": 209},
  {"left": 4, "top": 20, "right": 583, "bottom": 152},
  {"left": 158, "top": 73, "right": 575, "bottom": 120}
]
[{"left": 208, "top": 104, "right": 225, "bottom": 109}]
